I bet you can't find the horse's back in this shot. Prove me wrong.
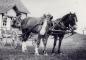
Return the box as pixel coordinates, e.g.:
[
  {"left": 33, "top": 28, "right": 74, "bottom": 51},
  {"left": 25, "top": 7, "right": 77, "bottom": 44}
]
[{"left": 21, "top": 17, "right": 42, "bottom": 30}]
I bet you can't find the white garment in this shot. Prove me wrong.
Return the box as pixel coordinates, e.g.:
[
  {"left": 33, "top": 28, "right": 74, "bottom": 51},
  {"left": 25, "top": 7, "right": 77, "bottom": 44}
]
[
  {"left": 6, "top": 18, "right": 11, "bottom": 30},
  {"left": 40, "top": 20, "right": 47, "bottom": 35},
  {"left": 0, "top": 14, "right": 2, "bottom": 37},
  {"left": 22, "top": 41, "right": 27, "bottom": 52}
]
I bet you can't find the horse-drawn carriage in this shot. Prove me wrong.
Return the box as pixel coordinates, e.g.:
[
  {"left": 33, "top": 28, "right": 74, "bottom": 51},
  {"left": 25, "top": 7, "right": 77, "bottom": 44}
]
[
  {"left": 12, "top": 12, "right": 77, "bottom": 55},
  {"left": 0, "top": 12, "right": 77, "bottom": 55}
]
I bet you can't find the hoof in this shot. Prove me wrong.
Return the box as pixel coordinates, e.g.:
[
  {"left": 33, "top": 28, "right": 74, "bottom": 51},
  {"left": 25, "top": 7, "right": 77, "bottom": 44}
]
[
  {"left": 59, "top": 52, "right": 64, "bottom": 55},
  {"left": 56, "top": 50, "right": 61, "bottom": 54},
  {"left": 35, "top": 53, "right": 40, "bottom": 56},
  {"left": 22, "top": 50, "right": 27, "bottom": 53},
  {"left": 56, "top": 51, "right": 64, "bottom": 55},
  {"left": 51, "top": 53, "right": 56, "bottom": 56},
  {"left": 51, "top": 50, "right": 55, "bottom": 54},
  {"left": 43, "top": 51, "right": 48, "bottom": 56},
  {"left": 44, "top": 53, "right": 48, "bottom": 56}
]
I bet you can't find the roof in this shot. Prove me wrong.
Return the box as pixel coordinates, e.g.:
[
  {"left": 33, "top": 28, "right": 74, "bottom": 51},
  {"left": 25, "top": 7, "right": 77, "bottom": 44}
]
[{"left": 0, "top": 0, "right": 29, "bottom": 14}]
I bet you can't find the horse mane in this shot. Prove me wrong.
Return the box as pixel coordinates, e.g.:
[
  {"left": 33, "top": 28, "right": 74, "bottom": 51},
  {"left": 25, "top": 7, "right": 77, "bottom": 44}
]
[
  {"left": 54, "top": 13, "right": 70, "bottom": 24},
  {"left": 61, "top": 13, "right": 70, "bottom": 22},
  {"left": 54, "top": 18, "right": 62, "bottom": 24}
]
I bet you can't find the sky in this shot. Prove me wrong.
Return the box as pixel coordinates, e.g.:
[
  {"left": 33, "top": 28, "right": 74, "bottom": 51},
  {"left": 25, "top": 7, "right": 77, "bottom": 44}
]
[{"left": 20, "top": 0, "right": 86, "bottom": 34}]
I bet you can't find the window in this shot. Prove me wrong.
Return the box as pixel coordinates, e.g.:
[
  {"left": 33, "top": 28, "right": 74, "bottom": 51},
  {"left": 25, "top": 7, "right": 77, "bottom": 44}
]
[{"left": 3, "top": 16, "right": 7, "bottom": 26}]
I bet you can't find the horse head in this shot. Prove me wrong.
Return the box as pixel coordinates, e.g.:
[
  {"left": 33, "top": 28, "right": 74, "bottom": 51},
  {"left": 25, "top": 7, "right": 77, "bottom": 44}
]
[
  {"left": 62, "top": 12, "right": 77, "bottom": 30},
  {"left": 68, "top": 12, "right": 78, "bottom": 31},
  {"left": 61, "top": 12, "right": 78, "bottom": 34}
]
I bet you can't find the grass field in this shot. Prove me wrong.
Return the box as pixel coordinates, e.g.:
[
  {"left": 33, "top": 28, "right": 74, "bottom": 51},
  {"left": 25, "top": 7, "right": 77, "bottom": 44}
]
[{"left": 0, "top": 33, "right": 86, "bottom": 60}]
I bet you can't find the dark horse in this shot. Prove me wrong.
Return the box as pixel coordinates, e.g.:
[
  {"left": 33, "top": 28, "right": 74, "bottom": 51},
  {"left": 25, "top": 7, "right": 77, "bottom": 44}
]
[
  {"left": 49, "top": 12, "right": 78, "bottom": 54},
  {"left": 12, "top": 14, "right": 53, "bottom": 55}
]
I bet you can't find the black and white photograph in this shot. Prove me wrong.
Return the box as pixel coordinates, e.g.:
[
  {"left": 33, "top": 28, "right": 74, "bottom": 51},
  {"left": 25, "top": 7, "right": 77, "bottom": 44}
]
[{"left": 0, "top": 0, "right": 86, "bottom": 60}]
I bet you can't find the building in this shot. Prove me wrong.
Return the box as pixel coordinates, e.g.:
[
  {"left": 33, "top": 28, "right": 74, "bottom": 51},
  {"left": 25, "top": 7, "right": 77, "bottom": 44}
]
[{"left": 0, "top": 0, "right": 29, "bottom": 31}]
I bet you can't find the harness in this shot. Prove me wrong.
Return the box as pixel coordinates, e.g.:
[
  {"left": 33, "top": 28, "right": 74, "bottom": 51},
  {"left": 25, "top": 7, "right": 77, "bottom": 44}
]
[{"left": 49, "top": 18, "right": 74, "bottom": 35}]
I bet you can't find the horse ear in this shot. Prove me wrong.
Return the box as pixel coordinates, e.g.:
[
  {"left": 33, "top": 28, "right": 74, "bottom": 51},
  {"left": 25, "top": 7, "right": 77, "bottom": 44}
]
[
  {"left": 50, "top": 16, "right": 53, "bottom": 20},
  {"left": 73, "top": 13, "right": 76, "bottom": 17},
  {"left": 43, "top": 14, "right": 46, "bottom": 18},
  {"left": 41, "top": 14, "right": 46, "bottom": 19},
  {"left": 70, "top": 12, "right": 72, "bottom": 14},
  {"left": 74, "top": 13, "right": 76, "bottom": 15}
]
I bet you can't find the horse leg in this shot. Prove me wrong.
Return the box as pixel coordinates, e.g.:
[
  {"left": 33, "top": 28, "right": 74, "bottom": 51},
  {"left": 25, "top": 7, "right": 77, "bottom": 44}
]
[
  {"left": 22, "top": 36, "right": 28, "bottom": 52},
  {"left": 57, "top": 36, "right": 64, "bottom": 54},
  {"left": 42, "top": 35, "right": 48, "bottom": 55},
  {"left": 52, "top": 35, "right": 57, "bottom": 53},
  {"left": 35, "top": 35, "right": 41, "bottom": 55},
  {"left": 22, "top": 41, "right": 27, "bottom": 52},
  {"left": 21, "top": 30, "right": 29, "bottom": 52},
  {"left": 22, "top": 33, "right": 28, "bottom": 52}
]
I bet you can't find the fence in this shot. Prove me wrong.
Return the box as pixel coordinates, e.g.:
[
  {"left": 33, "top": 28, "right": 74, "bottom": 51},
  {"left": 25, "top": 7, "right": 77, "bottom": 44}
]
[{"left": 0, "top": 27, "right": 21, "bottom": 49}]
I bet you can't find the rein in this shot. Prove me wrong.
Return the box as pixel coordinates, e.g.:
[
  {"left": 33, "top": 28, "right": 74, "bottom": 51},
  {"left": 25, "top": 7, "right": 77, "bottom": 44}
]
[
  {"left": 51, "top": 18, "right": 66, "bottom": 31},
  {"left": 64, "top": 33, "right": 74, "bottom": 39}
]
